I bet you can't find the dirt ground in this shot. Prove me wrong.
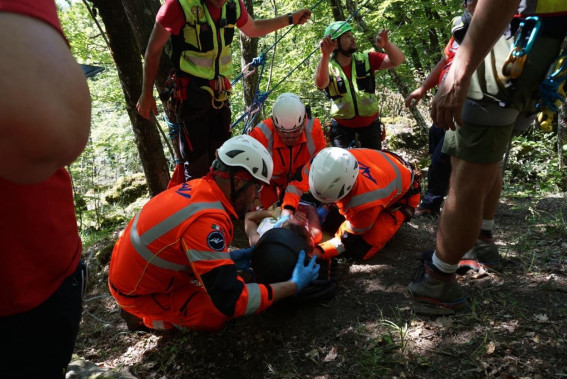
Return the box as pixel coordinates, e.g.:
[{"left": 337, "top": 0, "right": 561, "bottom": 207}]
[{"left": 76, "top": 191, "right": 567, "bottom": 378}]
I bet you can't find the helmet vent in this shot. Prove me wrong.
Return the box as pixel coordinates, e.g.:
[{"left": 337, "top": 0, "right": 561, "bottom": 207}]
[
  {"left": 261, "top": 161, "right": 268, "bottom": 178},
  {"left": 226, "top": 149, "right": 245, "bottom": 158}
]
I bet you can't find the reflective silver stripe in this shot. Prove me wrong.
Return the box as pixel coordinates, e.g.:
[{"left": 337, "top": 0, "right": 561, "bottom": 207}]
[
  {"left": 304, "top": 118, "right": 315, "bottom": 155},
  {"left": 256, "top": 122, "right": 274, "bottom": 155},
  {"left": 186, "top": 249, "right": 230, "bottom": 263},
  {"left": 152, "top": 320, "right": 167, "bottom": 330},
  {"left": 187, "top": 55, "right": 214, "bottom": 68},
  {"left": 244, "top": 283, "right": 262, "bottom": 314},
  {"left": 285, "top": 184, "right": 303, "bottom": 197},
  {"left": 347, "top": 182, "right": 397, "bottom": 209},
  {"left": 330, "top": 237, "right": 346, "bottom": 255},
  {"left": 130, "top": 201, "right": 225, "bottom": 271},
  {"left": 347, "top": 220, "right": 373, "bottom": 234},
  {"left": 379, "top": 152, "right": 403, "bottom": 196},
  {"left": 220, "top": 54, "right": 232, "bottom": 66},
  {"left": 347, "top": 152, "right": 402, "bottom": 210}
]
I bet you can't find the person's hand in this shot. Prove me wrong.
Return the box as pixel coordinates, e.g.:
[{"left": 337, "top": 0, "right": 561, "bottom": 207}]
[
  {"left": 375, "top": 29, "right": 390, "bottom": 49},
  {"left": 291, "top": 211, "right": 307, "bottom": 227},
  {"left": 136, "top": 92, "right": 158, "bottom": 120},
  {"left": 319, "top": 35, "right": 337, "bottom": 57},
  {"left": 290, "top": 250, "right": 320, "bottom": 293},
  {"left": 230, "top": 247, "right": 254, "bottom": 271},
  {"left": 430, "top": 62, "right": 470, "bottom": 130},
  {"left": 292, "top": 9, "right": 311, "bottom": 25},
  {"left": 273, "top": 214, "right": 290, "bottom": 228},
  {"left": 405, "top": 87, "right": 426, "bottom": 108}
]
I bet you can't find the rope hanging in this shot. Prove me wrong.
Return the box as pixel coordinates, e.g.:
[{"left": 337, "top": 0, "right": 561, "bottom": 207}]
[{"left": 232, "top": 0, "right": 373, "bottom": 134}]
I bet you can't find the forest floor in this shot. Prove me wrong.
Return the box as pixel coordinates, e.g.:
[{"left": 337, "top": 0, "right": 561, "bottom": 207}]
[
  {"left": 73, "top": 131, "right": 567, "bottom": 378},
  {"left": 75, "top": 194, "right": 567, "bottom": 378}
]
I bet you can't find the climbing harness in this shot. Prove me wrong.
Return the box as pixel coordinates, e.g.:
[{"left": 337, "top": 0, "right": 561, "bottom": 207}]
[
  {"left": 502, "top": 17, "right": 541, "bottom": 79},
  {"left": 536, "top": 53, "right": 567, "bottom": 131}
]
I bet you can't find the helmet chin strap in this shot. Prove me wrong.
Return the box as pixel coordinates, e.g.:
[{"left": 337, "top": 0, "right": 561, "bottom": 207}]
[
  {"left": 229, "top": 168, "right": 253, "bottom": 202},
  {"left": 211, "top": 158, "right": 254, "bottom": 202}
]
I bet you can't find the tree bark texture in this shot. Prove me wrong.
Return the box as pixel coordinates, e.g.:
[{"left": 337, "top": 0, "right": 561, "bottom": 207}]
[
  {"left": 239, "top": 0, "right": 260, "bottom": 127},
  {"left": 89, "top": 0, "right": 169, "bottom": 196},
  {"left": 329, "top": 0, "right": 345, "bottom": 21}
]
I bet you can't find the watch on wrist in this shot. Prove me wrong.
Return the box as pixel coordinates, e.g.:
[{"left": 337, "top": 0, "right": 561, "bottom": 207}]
[{"left": 288, "top": 13, "right": 293, "bottom": 25}]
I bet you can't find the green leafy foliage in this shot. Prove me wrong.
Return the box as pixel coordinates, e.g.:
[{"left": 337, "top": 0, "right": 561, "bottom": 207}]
[
  {"left": 505, "top": 128, "right": 567, "bottom": 195},
  {"left": 59, "top": 0, "right": 566, "bottom": 235}
]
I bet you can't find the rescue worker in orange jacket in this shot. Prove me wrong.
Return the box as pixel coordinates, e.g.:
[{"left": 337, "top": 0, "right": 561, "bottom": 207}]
[
  {"left": 108, "top": 135, "right": 319, "bottom": 331},
  {"left": 248, "top": 93, "right": 326, "bottom": 214},
  {"left": 309, "top": 147, "right": 421, "bottom": 261}
]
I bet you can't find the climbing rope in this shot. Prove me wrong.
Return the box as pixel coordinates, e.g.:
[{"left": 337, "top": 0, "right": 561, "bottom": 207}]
[{"left": 232, "top": 0, "right": 374, "bottom": 134}]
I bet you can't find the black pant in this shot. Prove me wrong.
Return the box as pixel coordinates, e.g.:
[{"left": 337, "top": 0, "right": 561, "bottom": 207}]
[
  {"left": 0, "top": 260, "right": 85, "bottom": 379},
  {"left": 329, "top": 117, "right": 382, "bottom": 150},
  {"left": 177, "top": 85, "right": 232, "bottom": 180},
  {"left": 421, "top": 125, "right": 452, "bottom": 210}
]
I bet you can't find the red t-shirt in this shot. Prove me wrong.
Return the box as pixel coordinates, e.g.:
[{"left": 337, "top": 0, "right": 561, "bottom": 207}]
[
  {"left": 157, "top": 0, "right": 250, "bottom": 35},
  {"left": 0, "top": 0, "right": 66, "bottom": 40},
  {"left": 335, "top": 51, "right": 385, "bottom": 128},
  {"left": 438, "top": 37, "right": 459, "bottom": 86},
  {"left": 0, "top": 0, "right": 81, "bottom": 316}
]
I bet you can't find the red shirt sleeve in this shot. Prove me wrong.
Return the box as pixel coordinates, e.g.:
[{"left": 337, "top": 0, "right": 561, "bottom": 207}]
[
  {"left": 368, "top": 51, "right": 386, "bottom": 73},
  {"left": 236, "top": 0, "right": 249, "bottom": 28},
  {"left": 0, "top": 0, "right": 66, "bottom": 40},
  {"left": 157, "top": 0, "right": 185, "bottom": 35}
]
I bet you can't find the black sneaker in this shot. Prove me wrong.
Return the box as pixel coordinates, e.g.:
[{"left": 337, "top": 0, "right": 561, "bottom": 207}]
[{"left": 408, "top": 250, "right": 467, "bottom": 309}]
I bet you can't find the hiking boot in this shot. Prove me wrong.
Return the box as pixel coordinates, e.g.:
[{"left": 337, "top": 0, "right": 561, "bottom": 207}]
[
  {"left": 408, "top": 250, "right": 467, "bottom": 309},
  {"left": 457, "top": 235, "right": 502, "bottom": 274},
  {"left": 120, "top": 308, "right": 150, "bottom": 332}
]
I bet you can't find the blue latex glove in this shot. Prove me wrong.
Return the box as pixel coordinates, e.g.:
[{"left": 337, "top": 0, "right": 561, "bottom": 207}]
[
  {"left": 290, "top": 250, "right": 320, "bottom": 293},
  {"left": 273, "top": 214, "right": 291, "bottom": 228},
  {"left": 229, "top": 247, "right": 254, "bottom": 271},
  {"left": 317, "top": 205, "right": 330, "bottom": 224}
]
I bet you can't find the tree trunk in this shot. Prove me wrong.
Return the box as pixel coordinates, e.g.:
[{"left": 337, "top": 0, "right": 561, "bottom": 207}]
[
  {"left": 329, "top": 0, "right": 345, "bottom": 21},
  {"left": 120, "top": 0, "right": 181, "bottom": 164},
  {"left": 346, "top": 3, "right": 429, "bottom": 134},
  {"left": 239, "top": 0, "right": 260, "bottom": 128},
  {"left": 90, "top": 0, "right": 169, "bottom": 196}
]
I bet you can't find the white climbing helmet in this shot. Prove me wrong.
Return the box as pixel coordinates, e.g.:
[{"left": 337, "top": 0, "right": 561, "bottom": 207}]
[
  {"left": 272, "top": 93, "right": 306, "bottom": 132},
  {"left": 309, "top": 147, "right": 359, "bottom": 203},
  {"left": 217, "top": 135, "right": 273, "bottom": 184}
]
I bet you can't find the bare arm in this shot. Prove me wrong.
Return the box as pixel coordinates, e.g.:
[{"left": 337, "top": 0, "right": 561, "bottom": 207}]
[
  {"left": 376, "top": 30, "right": 405, "bottom": 70},
  {"left": 270, "top": 281, "right": 299, "bottom": 302},
  {"left": 314, "top": 35, "right": 336, "bottom": 90},
  {"left": 0, "top": 13, "right": 91, "bottom": 184},
  {"left": 431, "top": 0, "right": 521, "bottom": 130},
  {"left": 244, "top": 209, "right": 275, "bottom": 246},
  {"left": 136, "top": 22, "right": 171, "bottom": 120},
  {"left": 405, "top": 55, "right": 449, "bottom": 108},
  {"left": 238, "top": 9, "right": 311, "bottom": 38}
]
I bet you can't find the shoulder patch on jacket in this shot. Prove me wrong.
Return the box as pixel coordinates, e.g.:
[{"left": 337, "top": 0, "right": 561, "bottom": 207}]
[{"left": 207, "top": 230, "right": 226, "bottom": 251}]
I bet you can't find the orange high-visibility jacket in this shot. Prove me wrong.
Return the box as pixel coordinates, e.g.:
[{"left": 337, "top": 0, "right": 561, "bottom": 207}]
[
  {"left": 249, "top": 117, "right": 326, "bottom": 210},
  {"left": 108, "top": 176, "right": 274, "bottom": 331},
  {"left": 319, "top": 149, "right": 420, "bottom": 259}
]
